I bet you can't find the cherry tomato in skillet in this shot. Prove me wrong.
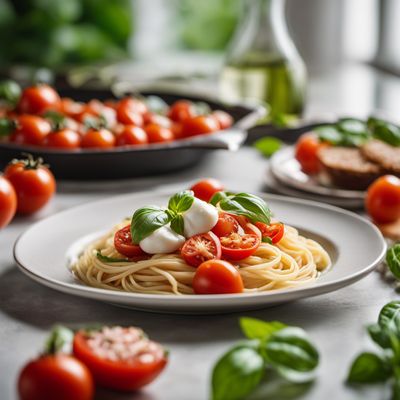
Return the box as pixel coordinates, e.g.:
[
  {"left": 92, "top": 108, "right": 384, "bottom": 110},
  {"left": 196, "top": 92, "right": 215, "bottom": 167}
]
[
  {"left": 116, "top": 98, "right": 147, "bottom": 125},
  {"left": 144, "top": 123, "right": 174, "bottom": 143},
  {"left": 212, "top": 110, "right": 233, "bottom": 130},
  {"left": 60, "top": 97, "right": 85, "bottom": 118},
  {"left": 116, "top": 125, "right": 148, "bottom": 146},
  {"left": 295, "top": 133, "right": 324, "bottom": 175},
  {"left": 0, "top": 176, "right": 17, "bottom": 228},
  {"left": 18, "top": 84, "right": 61, "bottom": 115},
  {"left": 167, "top": 100, "right": 195, "bottom": 122},
  {"left": 4, "top": 156, "right": 56, "bottom": 214},
  {"left": 181, "top": 232, "right": 221, "bottom": 267},
  {"left": 10, "top": 115, "right": 51, "bottom": 146},
  {"left": 18, "top": 354, "right": 94, "bottom": 400},
  {"left": 255, "top": 222, "right": 285, "bottom": 244},
  {"left": 73, "top": 326, "right": 167, "bottom": 391},
  {"left": 114, "top": 225, "right": 146, "bottom": 258},
  {"left": 193, "top": 259, "right": 244, "bottom": 294},
  {"left": 220, "top": 233, "right": 260, "bottom": 260},
  {"left": 43, "top": 129, "right": 81, "bottom": 149},
  {"left": 212, "top": 213, "right": 239, "bottom": 237},
  {"left": 182, "top": 115, "right": 219, "bottom": 137},
  {"left": 81, "top": 128, "right": 115, "bottom": 149},
  {"left": 190, "top": 178, "right": 224, "bottom": 202}
]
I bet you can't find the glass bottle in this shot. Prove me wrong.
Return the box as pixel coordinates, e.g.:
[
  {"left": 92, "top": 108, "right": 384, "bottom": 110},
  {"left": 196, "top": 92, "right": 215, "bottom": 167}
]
[{"left": 219, "top": 0, "right": 306, "bottom": 119}]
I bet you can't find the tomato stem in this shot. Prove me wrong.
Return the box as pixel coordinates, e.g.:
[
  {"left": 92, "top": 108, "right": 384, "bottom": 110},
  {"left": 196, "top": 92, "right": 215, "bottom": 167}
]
[
  {"left": 10, "top": 153, "right": 49, "bottom": 170},
  {"left": 43, "top": 325, "right": 74, "bottom": 356}
]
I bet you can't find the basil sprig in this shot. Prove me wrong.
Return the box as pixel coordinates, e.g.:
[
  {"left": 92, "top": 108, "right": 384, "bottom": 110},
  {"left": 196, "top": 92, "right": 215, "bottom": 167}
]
[
  {"left": 211, "top": 318, "right": 319, "bottom": 400},
  {"left": 210, "top": 192, "right": 271, "bottom": 225}
]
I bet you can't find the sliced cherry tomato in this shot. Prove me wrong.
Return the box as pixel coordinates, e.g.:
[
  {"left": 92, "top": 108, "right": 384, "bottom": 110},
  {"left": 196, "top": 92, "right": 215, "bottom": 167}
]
[
  {"left": 144, "top": 123, "right": 174, "bottom": 143},
  {"left": 18, "top": 84, "right": 61, "bottom": 115},
  {"left": 116, "top": 98, "right": 147, "bottom": 125},
  {"left": 81, "top": 129, "right": 115, "bottom": 149},
  {"left": 43, "top": 129, "right": 81, "bottom": 149},
  {"left": 4, "top": 156, "right": 56, "bottom": 214},
  {"left": 10, "top": 115, "right": 51, "bottom": 146},
  {"left": 295, "top": 133, "right": 324, "bottom": 174},
  {"left": 168, "top": 100, "right": 195, "bottom": 122},
  {"left": 220, "top": 233, "right": 260, "bottom": 260},
  {"left": 0, "top": 176, "right": 17, "bottom": 228},
  {"left": 190, "top": 178, "right": 224, "bottom": 202},
  {"left": 193, "top": 259, "right": 244, "bottom": 294},
  {"left": 73, "top": 326, "right": 167, "bottom": 391},
  {"left": 18, "top": 354, "right": 94, "bottom": 400},
  {"left": 366, "top": 175, "right": 400, "bottom": 224},
  {"left": 182, "top": 115, "right": 219, "bottom": 137},
  {"left": 181, "top": 232, "right": 221, "bottom": 267},
  {"left": 116, "top": 125, "right": 148, "bottom": 146},
  {"left": 114, "top": 225, "right": 145, "bottom": 258},
  {"left": 212, "top": 110, "right": 233, "bottom": 130},
  {"left": 255, "top": 222, "right": 285, "bottom": 244},
  {"left": 212, "top": 213, "right": 239, "bottom": 237}
]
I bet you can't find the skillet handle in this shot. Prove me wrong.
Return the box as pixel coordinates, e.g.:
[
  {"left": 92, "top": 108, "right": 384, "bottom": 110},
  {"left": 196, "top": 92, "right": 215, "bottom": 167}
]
[{"left": 187, "top": 130, "right": 247, "bottom": 151}]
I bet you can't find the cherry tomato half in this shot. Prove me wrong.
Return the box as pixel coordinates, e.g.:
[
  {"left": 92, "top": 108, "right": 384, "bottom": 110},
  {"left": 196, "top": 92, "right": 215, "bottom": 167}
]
[
  {"left": 43, "top": 129, "right": 81, "bottom": 149},
  {"left": 144, "top": 123, "right": 174, "bottom": 143},
  {"left": 116, "top": 125, "right": 148, "bottom": 146},
  {"left": 11, "top": 115, "right": 51, "bottom": 146},
  {"left": 73, "top": 327, "right": 167, "bottom": 391},
  {"left": 182, "top": 115, "right": 219, "bottom": 137},
  {"left": 255, "top": 222, "right": 285, "bottom": 244},
  {"left": 18, "top": 84, "right": 61, "bottom": 115},
  {"left": 81, "top": 129, "right": 115, "bottom": 149},
  {"left": 18, "top": 354, "right": 94, "bottom": 400},
  {"left": 167, "top": 100, "right": 195, "bottom": 122},
  {"left": 295, "top": 133, "right": 324, "bottom": 175},
  {"left": 0, "top": 176, "right": 17, "bottom": 228},
  {"left": 181, "top": 232, "right": 221, "bottom": 267},
  {"left": 114, "top": 225, "right": 145, "bottom": 258},
  {"left": 366, "top": 175, "right": 400, "bottom": 224},
  {"left": 212, "top": 110, "right": 233, "bottom": 130},
  {"left": 220, "top": 233, "right": 260, "bottom": 260},
  {"left": 212, "top": 213, "right": 239, "bottom": 237},
  {"left": 193, "top": 259, "right": 244, "bottom": 294},
  {"left": 190, "top": 178, "right": 224, "bottom": 202}
]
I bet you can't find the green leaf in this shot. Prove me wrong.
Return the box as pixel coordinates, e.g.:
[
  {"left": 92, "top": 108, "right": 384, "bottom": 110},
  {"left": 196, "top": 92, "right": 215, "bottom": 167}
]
[
  {"left": 387, "top": 244, "right": 400, "bottom": 280},
  {"left": 44, "top": 325, "right": 74, "bottom": 355},
  {"left": 240, "top": 318, "right": 286, "bottom": 341},
  {"left": 0, "top": 80, "right": 21, "bottom": 106},
  {"left": 368, "top": 117, "right": 400, "bottom": 147},
  {"left": 131, "top": 206, "right": 170, "bottom": 243},
  {"left": 253, "top": 137, "right": 283, "bottom": 158},
  {"left": 315, "top": 125, "right": 343, "bottom": 145},
  {"left": 170, "top": 214, "right": 184, "bottom": 236},
  {"left": 368, "top": 323, "right": 391, "bottom": 349},
  {"left": 337, "top": 118, "right": 368, "bottom": 135},
  {"left": 262, "top": 236, "right": 273, "bottom": 244},
  {"left": 212, "top": 341, "right": 265, "bottom": 400},
  {"left": 96, "top": 251, "right": 129, "bottom": 263},
  {"left": 347, "top": 352, "right": 392, "bottom": 384},
  {"left": 210, "top": 191, "right": 229, "bottom": 206},
  {"left": 377, "top": 301, "right": 400, "bottom": 355},
  {"left": 0, "top": 117, "right": 15, "bottom": 136},
  {"left": 264, "top": 327, "right": 319, "bottom": 373},
  {"left": 393, "top": 379, "right": 400, "bottom": 400},
  {"left": 168, "top": 190, "right": 194, "bottom": 213}
]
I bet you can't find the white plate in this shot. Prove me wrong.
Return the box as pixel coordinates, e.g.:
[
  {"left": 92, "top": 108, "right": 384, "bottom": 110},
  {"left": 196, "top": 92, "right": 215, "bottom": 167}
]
[
  {"left": 14, "top": 191, "right": 386, "bottom": 314},
  {"left": 270, "top": 147, "right": 366, "bottom": 200}
]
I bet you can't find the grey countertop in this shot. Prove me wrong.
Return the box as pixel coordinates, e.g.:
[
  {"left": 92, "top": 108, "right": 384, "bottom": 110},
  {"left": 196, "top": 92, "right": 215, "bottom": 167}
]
[{"left": 1, "top": 64, "right": 398, "bottom": 400}]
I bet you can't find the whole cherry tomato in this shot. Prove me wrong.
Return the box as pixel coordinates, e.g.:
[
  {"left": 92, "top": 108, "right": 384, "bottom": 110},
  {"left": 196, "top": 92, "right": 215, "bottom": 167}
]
[
  {"left": 295, "top": 133, "right": 325, "bottom": 175},
  {"left": 190, "top": 178, "right": 224, "bottom": 202},
  {"left": 0, "top": 176, "right": 17, "bottom": 228},
  {"left": 43, "top": 129, "right": 81, "bottom": 149},
  {"left": 212, "top": 213, "right": 239, "bottom": 237},
  {"left": 18, "top": 84, "right": 61, "bottom": 115},
  {"left": 116, "top": 125, "right": 148, "bottom": 146},
  {"left": 182, "top": 115, "right": 219, "bottom": 137},
  {"left": 212, "top": 110, "right": 233, "bottom": 130},
  {"left": 81, "top": 129, "right": 115, "bottom": 149},
  {"left": 167, "top": 100, "right": 196, "bottom": 122},
  {"left": 10, "top": 115, "right": 51, "bottom": 146},
  {"left": 144, "top": 123, "right": 174, "bottom": 143},
  {"left": 116, "top": 98, "right": 147, "bottom": 125}
]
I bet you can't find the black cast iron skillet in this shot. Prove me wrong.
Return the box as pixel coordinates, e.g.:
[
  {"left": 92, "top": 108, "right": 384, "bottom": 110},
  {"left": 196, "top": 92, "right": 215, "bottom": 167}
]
[{"left": 0, "top": 89, "right": 264, "bottom": 180}]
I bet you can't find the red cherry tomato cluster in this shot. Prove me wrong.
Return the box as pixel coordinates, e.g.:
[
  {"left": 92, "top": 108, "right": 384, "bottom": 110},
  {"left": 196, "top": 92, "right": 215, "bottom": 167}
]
[
  {"left": 0, "top": 83, "right": 234, "bottom": 150},
  {"left": 0, "top": 154, "right": 56, "bottom": 228}
]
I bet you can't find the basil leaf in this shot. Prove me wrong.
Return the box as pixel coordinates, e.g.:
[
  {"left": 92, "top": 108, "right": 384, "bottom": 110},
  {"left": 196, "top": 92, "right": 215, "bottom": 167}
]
[
  {"left": 131, "top": 206, "right": 170, "bottom": 243},
  {"left": 96, "top": 251, "right": 130, "bottom": 263},
  {"left": 315, "top": 125, "right": 343, "bottom": 145},
  {"left": 210, "top": 191, "right": 229, "bottom": 206},
  {"left": 393, "top": 380, "right": 400, "bottom": 400},
  {"left": 262, "top": 236, "right": 273, "bottom": 244},
  {"left": 368, "top": 117, "right": 400, "bottom": 147},
  {"left": 0, "top": 80, "right": 21, "bottom": 106},
  {"left": 170, "top": 214, "right": 184, "bottom": 236},
  {"left": 253, "top": 137, "right": 283, "bottom": 158},
  {"left": 168, "top": 190, "right": 194, "bottom": 213},
  {"left": 347, "top": 352, "right": 392, "bottom": 384},
  {"left": 337, "top": 118, "right": 368, "bottom": 136},
  {"left": 264, "top": 327, "right": 319, "bottom": 373},
  {"left": 212, "top": 341, "right": 265, "bottom": 400},
  {"left": 378, "top": 301, "right": 400, "bottom": 337},
  {"left": 0, "top": 118, "right": 15, "bottom": 136},
  {"left": 240, "top": 318, "right": 286, "bottom": 341},
  {"left": 368, "top": 323, "right": 391, "bottom": 349},
  {"left": 387, "top": 244, "right": 400, "bottom": 280}
]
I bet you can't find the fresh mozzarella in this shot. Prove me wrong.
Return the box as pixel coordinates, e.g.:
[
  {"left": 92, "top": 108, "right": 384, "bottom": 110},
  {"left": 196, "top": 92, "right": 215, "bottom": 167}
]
[
  {"left": 183, "top": 197, "right": 218, "bottom": 238},
  {"left": 139, "top": 225, "right": 185, "bottom": 254}
]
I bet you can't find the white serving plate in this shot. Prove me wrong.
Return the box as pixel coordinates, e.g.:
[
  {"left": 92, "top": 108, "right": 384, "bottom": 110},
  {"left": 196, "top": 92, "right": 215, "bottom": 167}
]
[{"left": 14, "top": 190, "right": 386, "bottom": 314}]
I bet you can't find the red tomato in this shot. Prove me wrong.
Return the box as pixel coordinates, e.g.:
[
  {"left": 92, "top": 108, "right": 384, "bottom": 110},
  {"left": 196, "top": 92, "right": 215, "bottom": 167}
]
[
  {"left": 0, "top": 176, "right": 17, "bottom": 228},
  {"left": 193, "top": 259, "right": 244, "bottom": 294},
  {"left": 116, "top": 125, "right": 148, "bottom": 146},
  {"left": 171, "top": 122, "right": 184, "bottom": 139},
  {"left": 181, "top": 232, "right": 221, "bottom": 267},
  {"left": 4, "top": 158, "right": 56, "bottom": 214},
  {"left": 167, "top": 100, "right": 196, "bottom": 122},
  {"left": 18, "top": 84, "right": 61, "bottom": 115},
  {"left": 145, "top": 123, "right": 174, "bottom": 143},
  {"left": 10, "top": 115, "right": 51, "bottom": 146},
  {"left": 190, "top": 178, "right": 224, "bottom": 202},
  {"left": 295, "top": 133, "right": 324, "bottom": 174},
  {"left": 116, "top": 98, "right": 147, "bottom": 125},
  {"left": 212, "top": 110, "right": 233, "bottom": 130},
  {"left": 60, "top": 98, "right": 85, "bottom": 119},
  {"left": 73, "top": 327, "right": 167, "bottom": 391},
  {"left": 220, "top": 233, "right": 260, "bottom": 260},
  {"left": 212, "top": 213, "right": 239, "bottom": 237},
  {"left": 81, "top": 129, "right": 115, "bottom": 149},
  {"left": 143, "top": 112, "right": 171, "bottom": 128},
  {"left": 255, "top": 222, "right": 285, "bottom": 244},
  {"left": 114, "top": 225, "right": 145, "bottom": 258},
  {"left": 182, "top": 115, "right": 219, "bottom": 137},
  {"left": 43, "top": 129, "right": 81, "bottom": 149},
  {"left": 18, "top": 354, "right": 94, "bottom": 400},
  {"left": 366, "top": 175, "right": 400, "bottom": 224}
]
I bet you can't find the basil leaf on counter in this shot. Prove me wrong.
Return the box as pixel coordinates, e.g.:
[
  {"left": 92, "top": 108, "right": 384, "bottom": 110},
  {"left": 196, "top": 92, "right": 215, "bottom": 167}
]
[
  {"left": 378, "top": 301, "right": 400, "bottom": 339},
  {"left": 387, "top": 244, "right": 400, "bottom": 280},
  {"left": 170, "top": 214, "right": 184, "bottom": 236},
  {"left": 168, "top": 190, "right": 194, "bottom": 213},
  {"left": 240, "top": 318, "right": 286, "bottom": 341},
  {"left": 368, "top": 323, "right": 391, "bottom": 349},
  {"left": 96, "top": 251, "right": 130, "bottom": 263},
  {"left": 347, "top": 352, "right": 392, "bottom": 384},
  {"left": 253, "top": 137, "right": 283, "bottom": 158},
  {"left": 131, "top": 206, "right": 170, "bottom": 243},
  {"left": 212, "top": 341, "right": 265, "bottom": 400}
]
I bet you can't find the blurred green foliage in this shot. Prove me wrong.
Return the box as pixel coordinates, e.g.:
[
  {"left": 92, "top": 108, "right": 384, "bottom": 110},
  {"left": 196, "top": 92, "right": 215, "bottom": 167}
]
[
  {"left": 0, "top": 0, "right": 132, "bottom": 69},
  {"left": 177, "top": 0, "right": 240, "bottom": 50}
]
